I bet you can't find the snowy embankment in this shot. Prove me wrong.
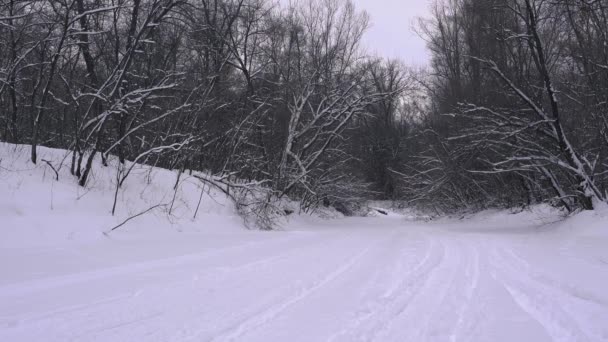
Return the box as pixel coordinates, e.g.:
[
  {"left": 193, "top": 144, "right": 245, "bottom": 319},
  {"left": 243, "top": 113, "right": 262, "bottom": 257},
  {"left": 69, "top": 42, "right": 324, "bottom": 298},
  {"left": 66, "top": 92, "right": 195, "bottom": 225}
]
[
  {"left": 1, "top": 143, "right": 608, "bottom": 342},
  {"left": 0, "top": 143, "right": 244, "bottom": 247}
]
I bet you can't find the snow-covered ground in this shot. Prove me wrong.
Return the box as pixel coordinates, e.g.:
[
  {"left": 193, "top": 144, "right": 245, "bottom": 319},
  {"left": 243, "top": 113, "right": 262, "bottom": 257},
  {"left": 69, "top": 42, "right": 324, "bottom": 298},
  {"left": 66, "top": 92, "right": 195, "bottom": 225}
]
[{"left": 1, "top": 144, "right": 608, "bottom": 341}]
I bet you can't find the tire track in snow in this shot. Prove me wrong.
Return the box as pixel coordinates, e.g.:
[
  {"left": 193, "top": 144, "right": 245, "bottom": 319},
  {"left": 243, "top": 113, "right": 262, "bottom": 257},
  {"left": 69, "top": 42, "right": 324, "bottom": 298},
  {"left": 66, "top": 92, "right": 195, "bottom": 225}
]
[
  {"left": 385, "top": 236, "right": 463, "bottom": 342},
  {"left": 494, "top": 246, "right": 608, "bottom": 341},
  {"left": 75, "top": 231, "right": 374, "bottom": 342},
  {"left": 370, "top": 237, "right": 449, "bottom": 342},
  {"left": 0, "top": 233, "right": 317, "bottom": 298},
  {"left": 0, "top": 233, "right": 343, "bottom": 337},
  {"left": 502, "top": 247, "right": 608, "bottom": 308},
  {"left": 207, "top": 235, "right": 386, "bottom": 342},
  {"left": 325, "top": 233, "right": 433, "bottom": 342},
  {"left": 328, "top": 234, "right": 447, "bottom": 342},
  {"left": 161, "top": 233, "right": 376, "bottom": 342},
  {"left": 490, "top": 247, "right": 593, "bottom": 342},
  {"left": 448, "top": 236, "right": 481, "bottom": 342},
  {"left": 4, "top": 242, "right": 309, "bottom": 326},
  {"left": 371, "top": 233, "right": 484, "bottom": 342}
]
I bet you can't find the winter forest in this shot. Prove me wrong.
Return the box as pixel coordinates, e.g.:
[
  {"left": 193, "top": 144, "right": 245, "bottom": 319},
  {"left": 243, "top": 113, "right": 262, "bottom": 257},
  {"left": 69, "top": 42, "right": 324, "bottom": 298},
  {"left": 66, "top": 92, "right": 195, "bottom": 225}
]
[
  {"left": 2, "top": 0, "right": 607, "bottom": 226},
  {"left": 2, "top": 1, "right": 608, "bottom": 341}
]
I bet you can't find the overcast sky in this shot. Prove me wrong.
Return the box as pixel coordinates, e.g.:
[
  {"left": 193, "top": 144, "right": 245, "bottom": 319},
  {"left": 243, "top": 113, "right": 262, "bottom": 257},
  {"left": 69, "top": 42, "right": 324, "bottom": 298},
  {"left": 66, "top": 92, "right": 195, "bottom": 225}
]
[
  {"left": 352, "top": 0, "right": 432, "bottom": 65},
  {"left": 277, "top": 0, "right": 432, "bottom": 65}
]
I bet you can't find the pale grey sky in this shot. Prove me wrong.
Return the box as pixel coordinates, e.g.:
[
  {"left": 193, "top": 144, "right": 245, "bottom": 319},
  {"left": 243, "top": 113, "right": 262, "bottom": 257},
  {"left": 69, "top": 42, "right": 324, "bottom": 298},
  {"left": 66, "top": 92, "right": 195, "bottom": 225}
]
[
  {"left": 278, "top": 0, "right": 432, "bottom": 65},
  {"left": 352, "top": 0, "right": 432, "bottom": 65}
]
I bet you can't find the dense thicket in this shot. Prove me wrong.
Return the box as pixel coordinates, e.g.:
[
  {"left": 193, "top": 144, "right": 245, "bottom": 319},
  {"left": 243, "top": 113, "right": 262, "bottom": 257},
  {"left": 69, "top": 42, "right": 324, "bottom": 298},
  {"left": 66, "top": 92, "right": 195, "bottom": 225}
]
[
  {"left": 0, "top": 0, "right": 418, "bottom": 226},
  {"left": 394, "top": 0, "right": 608, "bottom": 214},
  {"left": 3, "top": 0, "right": 606, "bottom": 224}
]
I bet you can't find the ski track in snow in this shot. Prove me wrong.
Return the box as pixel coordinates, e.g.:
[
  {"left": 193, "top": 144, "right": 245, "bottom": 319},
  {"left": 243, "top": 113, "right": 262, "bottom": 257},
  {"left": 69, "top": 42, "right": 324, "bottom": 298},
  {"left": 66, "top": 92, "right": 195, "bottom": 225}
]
[
  {"left": 490, "top": 245, "right": 608, "bottom": 342},
  {"left": 1, "top": 216, "right": 608, "bottom": 342},
  {"left": 209, "top": 240, "right": 377, "bottom": 342}
]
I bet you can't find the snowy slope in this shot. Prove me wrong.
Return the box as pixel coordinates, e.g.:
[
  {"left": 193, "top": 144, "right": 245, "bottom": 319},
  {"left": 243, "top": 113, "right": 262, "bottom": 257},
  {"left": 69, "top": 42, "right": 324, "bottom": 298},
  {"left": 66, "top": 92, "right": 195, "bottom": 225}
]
[
  {"left": 0, "top": 143, "right": 242, "bottom": 247},
  {"left": 1, "top": 143, "right": 608, "bottom": 342}
]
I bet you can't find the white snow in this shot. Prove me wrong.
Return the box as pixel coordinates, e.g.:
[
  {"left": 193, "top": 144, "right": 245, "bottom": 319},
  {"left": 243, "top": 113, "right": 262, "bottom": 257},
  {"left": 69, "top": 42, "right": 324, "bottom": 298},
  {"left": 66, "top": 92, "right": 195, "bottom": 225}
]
[{"left": 1, "top": 143, "right": 608, "bottom": 342}]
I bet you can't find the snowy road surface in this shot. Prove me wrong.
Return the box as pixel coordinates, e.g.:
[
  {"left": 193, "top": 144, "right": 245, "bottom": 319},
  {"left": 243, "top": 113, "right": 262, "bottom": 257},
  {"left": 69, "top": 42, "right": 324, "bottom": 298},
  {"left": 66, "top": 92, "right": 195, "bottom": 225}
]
[{"left": 1, "top": 213, "right": 608, "bottom": 342}]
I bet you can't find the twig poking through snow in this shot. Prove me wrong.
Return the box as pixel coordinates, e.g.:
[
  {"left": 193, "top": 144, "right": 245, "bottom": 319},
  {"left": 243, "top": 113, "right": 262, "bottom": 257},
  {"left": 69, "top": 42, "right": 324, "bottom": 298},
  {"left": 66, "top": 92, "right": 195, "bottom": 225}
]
[
  {"left": 106, "top": 203, "right": 167, "bottom": 233},
  {"left": 41, "top": 159, "right": 59, "bottom": 181}
]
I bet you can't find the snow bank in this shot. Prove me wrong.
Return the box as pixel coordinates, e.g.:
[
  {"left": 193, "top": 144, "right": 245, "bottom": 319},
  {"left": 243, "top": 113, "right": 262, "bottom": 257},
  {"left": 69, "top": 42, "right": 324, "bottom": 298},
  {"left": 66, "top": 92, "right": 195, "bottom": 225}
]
[
  {"left": 2, "top": 142, "right": 604, "bottom": 249},
  {"left": 433, "top": 204, "right": 607, "bottom": 236},
  {"left": 0, "top": 143, "right": 242, "bottom": 247}
]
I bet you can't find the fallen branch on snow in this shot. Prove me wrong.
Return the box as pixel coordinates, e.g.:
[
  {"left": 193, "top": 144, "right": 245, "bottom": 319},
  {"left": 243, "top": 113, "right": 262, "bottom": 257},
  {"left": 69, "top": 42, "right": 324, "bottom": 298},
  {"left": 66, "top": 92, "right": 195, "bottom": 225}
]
[{"left": 105, "top": 203, "right": 167, "bottom": 234}]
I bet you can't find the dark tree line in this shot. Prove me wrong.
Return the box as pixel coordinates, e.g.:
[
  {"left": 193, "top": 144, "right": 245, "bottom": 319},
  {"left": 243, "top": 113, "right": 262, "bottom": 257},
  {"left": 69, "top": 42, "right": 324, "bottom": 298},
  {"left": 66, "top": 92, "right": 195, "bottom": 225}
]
[
  {"left": 3, "top": 0, "right": 604, "bottom": 223},
  {"left": 0, "top": 0, "right": 418, "bottom": 227},
  {"left": 393, "top": 0, "right": 608, "bottom": 214}
]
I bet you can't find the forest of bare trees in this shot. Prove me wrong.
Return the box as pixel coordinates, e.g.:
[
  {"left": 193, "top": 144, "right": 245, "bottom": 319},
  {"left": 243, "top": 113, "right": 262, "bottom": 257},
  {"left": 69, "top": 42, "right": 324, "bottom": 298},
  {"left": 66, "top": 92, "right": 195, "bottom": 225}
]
[
  {"left": 395, "top": 0, "right": 608, "bottom": 214},
  {"left": 1, "top": 0, "right": 607, "bottom": 225}
]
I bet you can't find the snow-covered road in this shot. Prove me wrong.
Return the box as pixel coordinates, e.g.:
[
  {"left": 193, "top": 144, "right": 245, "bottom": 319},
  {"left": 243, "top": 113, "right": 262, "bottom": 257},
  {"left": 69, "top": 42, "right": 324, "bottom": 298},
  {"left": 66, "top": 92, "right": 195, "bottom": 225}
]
[{"left": 1, "top": 213, "right": 608, "bottom": 342}]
